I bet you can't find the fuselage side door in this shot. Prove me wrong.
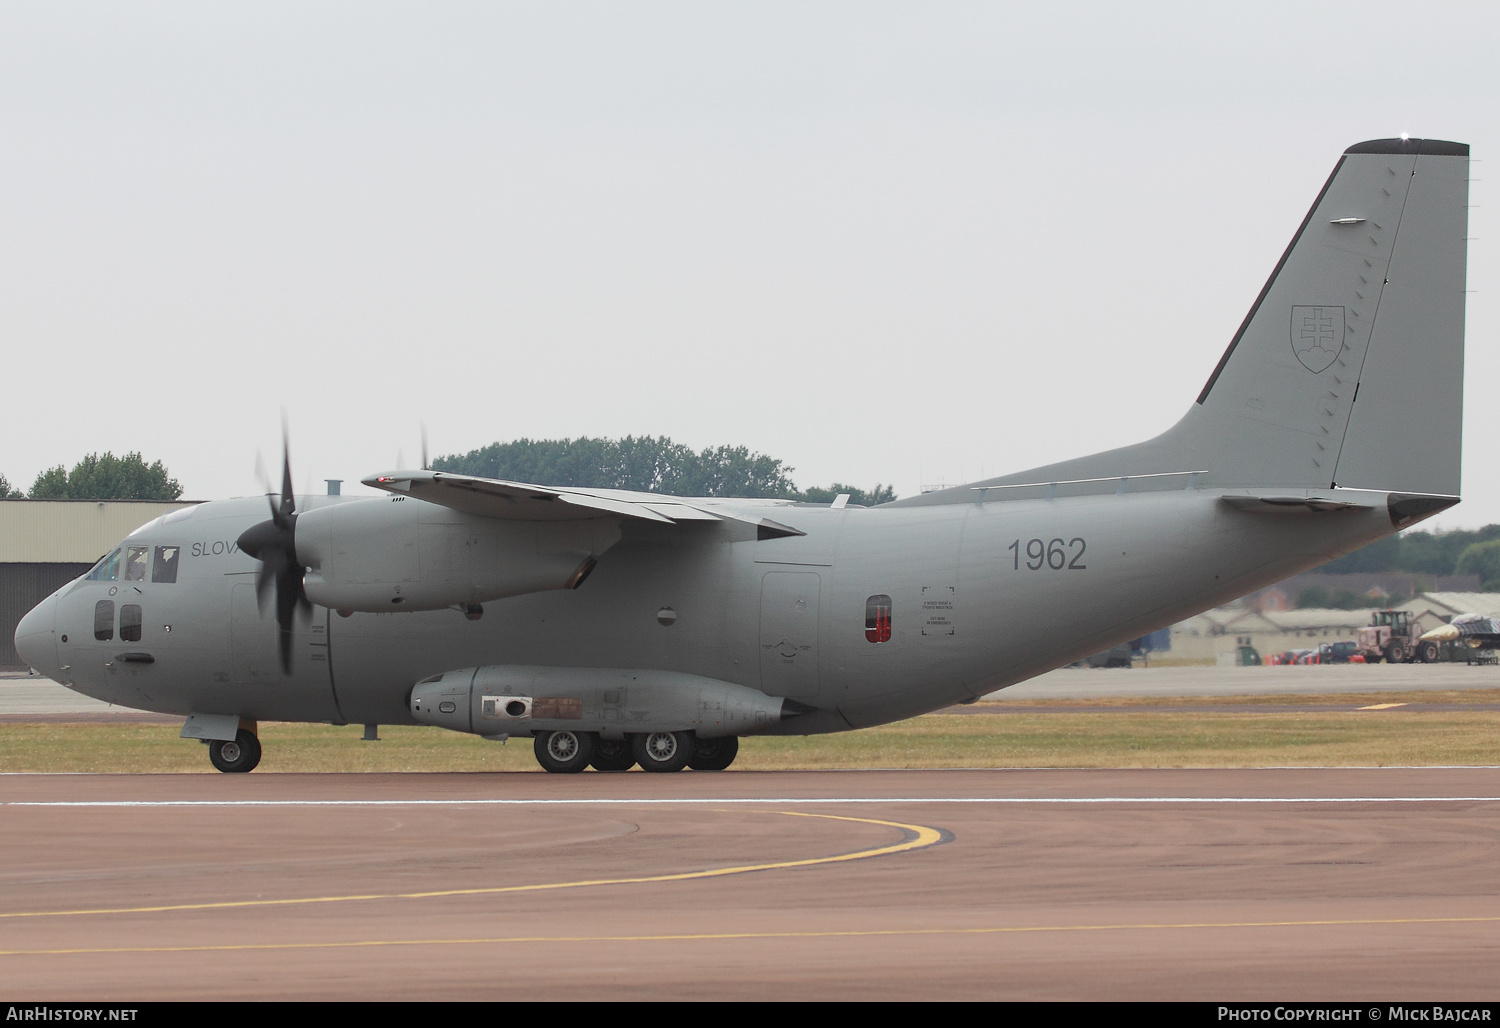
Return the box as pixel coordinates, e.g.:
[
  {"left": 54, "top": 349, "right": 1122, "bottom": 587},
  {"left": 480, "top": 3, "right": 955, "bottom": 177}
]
[{"left": 759, "top": 570, "right": 820, "bottom": 700}]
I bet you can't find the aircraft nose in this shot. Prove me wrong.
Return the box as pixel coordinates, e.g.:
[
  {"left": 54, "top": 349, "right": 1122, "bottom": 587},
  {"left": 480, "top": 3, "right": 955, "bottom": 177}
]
[{"left": 14, "top": 593, "right": 58, "bottom": 673}]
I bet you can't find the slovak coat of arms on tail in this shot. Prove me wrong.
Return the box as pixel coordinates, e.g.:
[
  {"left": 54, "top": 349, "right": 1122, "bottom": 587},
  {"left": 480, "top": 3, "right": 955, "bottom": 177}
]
[{"left": 1290, "top": 305, "right": 1345, "bottom": 373}]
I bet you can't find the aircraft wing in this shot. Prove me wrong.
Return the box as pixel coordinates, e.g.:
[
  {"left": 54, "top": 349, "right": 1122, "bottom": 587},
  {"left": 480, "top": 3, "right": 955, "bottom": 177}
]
[{"left": 361, "top": 471, "right": 805, "bottom": 536}]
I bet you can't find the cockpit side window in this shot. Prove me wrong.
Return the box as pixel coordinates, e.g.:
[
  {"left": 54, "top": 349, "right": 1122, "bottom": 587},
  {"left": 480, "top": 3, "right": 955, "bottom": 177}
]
[
  {"left": 152, "top": 546, "right": 180, "bottom": 584},
  {"left": 125, "top": 546, "right": 149, "bottom": 582},
  {"left": 85, "top": 548, "right": 122, "bottom": 582},
  {"left": 94, "top": 600, "right": 115, "bottom": 641},
  {"left": 119, "top": 604, "right": 143, "bottom": 643}
]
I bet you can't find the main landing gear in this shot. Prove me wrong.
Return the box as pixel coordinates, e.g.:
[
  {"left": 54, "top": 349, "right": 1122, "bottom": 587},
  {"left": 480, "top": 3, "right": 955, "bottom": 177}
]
[
  {"left": 532, "top": 730, "right": 740, "bottom": 774},
  {"left": 208, "top": 729, "right": 263, "bottom": 773}
]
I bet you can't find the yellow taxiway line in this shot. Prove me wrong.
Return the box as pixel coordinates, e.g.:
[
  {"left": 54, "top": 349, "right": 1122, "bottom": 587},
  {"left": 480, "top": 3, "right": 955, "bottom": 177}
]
[{"left": 0, "top": 811, "right": 943, "bottom": 923}]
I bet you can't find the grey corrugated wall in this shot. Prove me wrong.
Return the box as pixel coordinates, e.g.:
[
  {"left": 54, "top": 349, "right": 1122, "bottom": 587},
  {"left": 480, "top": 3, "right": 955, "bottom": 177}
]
[{"left": 1, "top": 564, "right": 92, "bottom": 667}]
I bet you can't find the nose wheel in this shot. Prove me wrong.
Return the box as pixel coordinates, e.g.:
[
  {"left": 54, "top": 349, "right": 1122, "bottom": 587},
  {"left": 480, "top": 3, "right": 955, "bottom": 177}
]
[{"left": 209, "top": 729, "right": 262, "bottom": 773}]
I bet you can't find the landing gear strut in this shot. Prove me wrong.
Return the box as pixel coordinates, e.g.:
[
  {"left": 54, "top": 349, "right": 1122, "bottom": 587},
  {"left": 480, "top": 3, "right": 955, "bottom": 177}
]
[{"left": 209, "top": 729, "right": 262, "bottom": 773}]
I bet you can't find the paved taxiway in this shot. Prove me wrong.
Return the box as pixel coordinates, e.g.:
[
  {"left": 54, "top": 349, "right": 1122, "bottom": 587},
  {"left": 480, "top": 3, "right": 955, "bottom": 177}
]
[{"left": 3, "top": 768, "right": 1500, "bottom": 1000}]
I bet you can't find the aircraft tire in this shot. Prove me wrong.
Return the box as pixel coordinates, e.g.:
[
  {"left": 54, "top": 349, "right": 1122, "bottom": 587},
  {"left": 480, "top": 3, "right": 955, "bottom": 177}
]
[
  {"left": 590, "top": 738, "right": 636, "bottom": 772},
  {"left": 209, "top": 730, "right": 262, "bottom": 774},
  {"left": 687, "top": 735, "right": 739, "bottom": 772},
  {"left": 534, "top": 730, "right": 594, "bottom": 774},
  {"left": 632, "top": 731, "right": 692, "bottom": 773}
]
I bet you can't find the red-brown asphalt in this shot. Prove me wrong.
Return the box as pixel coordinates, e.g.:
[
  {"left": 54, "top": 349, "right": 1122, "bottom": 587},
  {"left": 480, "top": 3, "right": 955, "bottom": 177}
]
[{"left": 3, "top": 768, "right": 1499, "bottom": 1001}]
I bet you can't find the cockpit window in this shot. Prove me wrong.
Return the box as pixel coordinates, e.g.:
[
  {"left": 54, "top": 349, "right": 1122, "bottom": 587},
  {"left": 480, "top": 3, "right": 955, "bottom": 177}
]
[
  {"left": 152, "top": 546, "right": 180, "bottom": 584},
  {"left": 125, "top": 546, "right": 149, "bottom": 582},
  {"left": 94, "top": 600, "right": 115, "bottom": 641},
  {"left": 119, "top": 604, "right": 143, "bottom": 643},
  {"left": 85, "top": 548, "right": 122, "bottom": 582}
]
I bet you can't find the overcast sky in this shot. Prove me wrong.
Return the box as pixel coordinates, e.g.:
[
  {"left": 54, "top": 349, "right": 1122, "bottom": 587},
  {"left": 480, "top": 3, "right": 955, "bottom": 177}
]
[{"left": 2, "top": 2, "right": 1495, "bottom": 530}]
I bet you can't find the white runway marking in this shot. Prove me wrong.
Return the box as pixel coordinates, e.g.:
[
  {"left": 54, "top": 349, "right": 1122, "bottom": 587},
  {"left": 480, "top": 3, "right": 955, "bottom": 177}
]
[{"left": 6, "top": 796, "right": 1500, "bottom": 808}]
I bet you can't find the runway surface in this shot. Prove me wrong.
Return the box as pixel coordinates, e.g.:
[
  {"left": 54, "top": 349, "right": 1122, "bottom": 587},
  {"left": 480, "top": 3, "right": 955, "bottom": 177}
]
[{"left": 4, "top": 768, "right": 1500, "bottom": 1000}]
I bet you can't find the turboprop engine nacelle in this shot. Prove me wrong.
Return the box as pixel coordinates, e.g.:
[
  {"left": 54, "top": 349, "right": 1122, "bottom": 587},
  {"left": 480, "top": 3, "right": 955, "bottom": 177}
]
[
  {"left": 294, "top": 497, "right": 620, "bottom": 613},
  {"left": 410, "top": 666, "right": 792, "bottom": 738}
]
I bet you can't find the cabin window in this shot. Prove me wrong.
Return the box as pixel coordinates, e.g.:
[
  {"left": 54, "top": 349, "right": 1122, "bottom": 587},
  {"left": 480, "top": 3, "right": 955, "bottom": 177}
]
[
  {"left": 119, "top": 604, "right": 143, "bottom": 643},
  {"left": 865, "top": 594, "right": 893, "bottom": 643},
  {"left": 85, "top": 548, "right": 122, "bottom": 582},
  {"left": 94, "top": 601, "right": 115, "bottom": 641},
  {"left": 152, "top": 546, "right": 180, "bottom": 584},
  {"left": 125, "top": 546, "right": 149, "bottom": 582}
]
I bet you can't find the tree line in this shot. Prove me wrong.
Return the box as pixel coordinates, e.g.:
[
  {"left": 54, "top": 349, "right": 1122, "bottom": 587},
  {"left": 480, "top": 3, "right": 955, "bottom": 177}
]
[
  {"left": 433, "top": 436, "right": 898, "bottom": 507},
  {"left": 0, "top": 453, "right": 182, "bottom": 501},
  {"left": 1313, "top": 524, "right": 1500, "bottom": 596}
]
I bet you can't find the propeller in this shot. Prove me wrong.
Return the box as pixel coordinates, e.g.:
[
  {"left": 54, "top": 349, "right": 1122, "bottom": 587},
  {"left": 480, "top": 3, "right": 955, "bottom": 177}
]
[{"left": 236, "top": 432, "right": 312, "bottom": 675}]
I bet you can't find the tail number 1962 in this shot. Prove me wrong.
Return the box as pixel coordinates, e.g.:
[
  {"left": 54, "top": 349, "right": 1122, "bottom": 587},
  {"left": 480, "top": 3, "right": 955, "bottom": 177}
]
[{"left": 1008, "top": 538, "right": 1087, "bottom": 571}]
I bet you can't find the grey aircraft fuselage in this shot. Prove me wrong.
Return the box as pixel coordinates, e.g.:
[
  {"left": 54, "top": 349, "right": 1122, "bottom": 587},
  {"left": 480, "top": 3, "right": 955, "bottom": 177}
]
[
  {"left": 23, "top": 485, "right": 1397, "bottom": 733},
  {"left": 12, "top": 135, "right": 1471, "bottom": 769}
]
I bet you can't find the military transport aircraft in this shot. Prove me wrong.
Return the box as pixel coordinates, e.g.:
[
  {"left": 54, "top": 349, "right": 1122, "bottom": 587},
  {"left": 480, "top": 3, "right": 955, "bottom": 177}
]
[{"left": 14, "top": 137, "right": 1470, "bottom": 774}]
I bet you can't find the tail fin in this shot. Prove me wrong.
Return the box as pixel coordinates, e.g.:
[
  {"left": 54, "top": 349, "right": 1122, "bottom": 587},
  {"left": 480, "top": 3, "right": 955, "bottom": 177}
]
[
  {"left": 901, "top": 138, "right": 1469, "bottom": 505},
  {"left": 1194, "top": 137, "right": 1468, "bottom": 495}
]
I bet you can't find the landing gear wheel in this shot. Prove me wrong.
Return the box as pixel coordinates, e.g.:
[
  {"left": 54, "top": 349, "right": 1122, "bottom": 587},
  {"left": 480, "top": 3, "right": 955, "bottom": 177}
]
[
  {"left": 632, "top": 731, "right": 693, "bottom": 773},
  {"left": 534, "top": 730, "right": 594, "bottom": 774},
  {"left": 1419, "top": 640, "right": 1440, "bottom": 663},
  {"left": 687, "top": 736, "right": 739, "bottom": 771},
  {"left": 209, "top": 729, "right": 262, "bottom": 773},
  {"left": 1387, "top": 641, "right": 1408, "bottom": 664},
  {"left": 590, "top": 738, "right": 636, "bottom": 772}
]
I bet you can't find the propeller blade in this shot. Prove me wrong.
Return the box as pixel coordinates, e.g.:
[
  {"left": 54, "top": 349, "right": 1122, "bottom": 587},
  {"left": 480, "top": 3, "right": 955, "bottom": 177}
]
[
  {"left": 421, "top": 424, "right": 429, "bottom": 471},
  {"left": 279, "top": 441, "right": 295, "bottom": 522},
  {"left": 238, "top": 420, "right": 309, "bottom": 676}
]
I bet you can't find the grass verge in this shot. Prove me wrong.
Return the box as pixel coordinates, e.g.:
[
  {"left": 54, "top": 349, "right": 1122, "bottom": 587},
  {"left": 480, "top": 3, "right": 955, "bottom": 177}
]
[{"left": 2, "top": 696, "right": 1498, "bottom": 772}]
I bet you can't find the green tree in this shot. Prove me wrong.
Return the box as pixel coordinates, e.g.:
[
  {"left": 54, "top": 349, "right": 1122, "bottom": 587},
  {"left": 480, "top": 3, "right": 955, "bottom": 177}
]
[
  {"left": 435, "top": 436, "right": 898, "bottom": 504},
  {"left": 0, "top": 473, "right": 22, "bottom": 498},
  {"left": 29, "top": 452, "right": 183, "bottom": 501},
  {"left": 1455, "top": 540, "right": 1500, "bottom": 591},
  {"left": 1322, "top": 524, "right": 1500, "bottom": 577},
  {"left": 801, "top": 483, "right": 897, "bottom": 507}
]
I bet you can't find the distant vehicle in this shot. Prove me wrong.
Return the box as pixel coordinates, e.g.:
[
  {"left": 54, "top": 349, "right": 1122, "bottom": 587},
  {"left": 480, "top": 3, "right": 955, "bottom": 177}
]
[
  {"left": 1318, "top": 640, "right": 1359, "bottom": 664},
  {"left": 1073, "top": 642, "right": 1134, "bottom": 668},
  {"left": 1356, "top": 609, "right": 1437, "bottom": 664}
]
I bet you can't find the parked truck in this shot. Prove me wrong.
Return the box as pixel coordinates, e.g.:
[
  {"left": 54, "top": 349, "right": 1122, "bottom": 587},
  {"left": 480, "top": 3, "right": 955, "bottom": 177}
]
[{"left": 1356, "top": 609, "right": 1440, "bottom": 664}]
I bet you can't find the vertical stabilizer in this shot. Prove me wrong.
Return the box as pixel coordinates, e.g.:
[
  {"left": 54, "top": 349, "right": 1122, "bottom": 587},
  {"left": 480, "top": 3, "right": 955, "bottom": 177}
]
[
  {"left": 894, "top": 137, "right": 1469, "bottom": 508},
  {"left": 1193, "top": 137, "right": 1468, "bottom": 495}
]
